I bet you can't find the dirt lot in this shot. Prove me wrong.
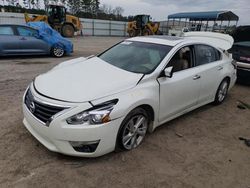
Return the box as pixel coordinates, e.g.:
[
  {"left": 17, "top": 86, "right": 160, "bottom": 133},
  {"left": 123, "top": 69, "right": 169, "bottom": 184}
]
[{"left": 0, "top": 37, "right": 250, "bottom": 188}]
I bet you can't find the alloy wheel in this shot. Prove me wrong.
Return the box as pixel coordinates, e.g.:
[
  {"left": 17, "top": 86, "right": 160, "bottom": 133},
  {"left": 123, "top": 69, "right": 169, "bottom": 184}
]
[
  {"left": 53, "top": 46, "right": 64, "bottom": 57},
  {"left": 122, "top": 115, "right": 148, "bottom": 150},
  {"left": 218, "top": 81, "right": 228, "bottom": 102}
]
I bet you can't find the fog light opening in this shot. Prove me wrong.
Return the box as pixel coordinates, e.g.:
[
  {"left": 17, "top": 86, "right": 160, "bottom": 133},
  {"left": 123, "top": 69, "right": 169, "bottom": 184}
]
[{"left": 69, "top": 140, "right": 100, "bottom": 153}]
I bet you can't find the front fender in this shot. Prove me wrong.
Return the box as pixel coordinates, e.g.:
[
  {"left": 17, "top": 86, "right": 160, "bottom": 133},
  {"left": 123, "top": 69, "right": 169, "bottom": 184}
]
[{"left": 90, "top": 80, "right": 160, "bottom": 132}]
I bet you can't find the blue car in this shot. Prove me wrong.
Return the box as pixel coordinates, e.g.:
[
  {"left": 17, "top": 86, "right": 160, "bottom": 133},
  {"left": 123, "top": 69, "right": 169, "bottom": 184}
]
[{"left": 0, "top": 22, "right": 73, "bottom": 57}]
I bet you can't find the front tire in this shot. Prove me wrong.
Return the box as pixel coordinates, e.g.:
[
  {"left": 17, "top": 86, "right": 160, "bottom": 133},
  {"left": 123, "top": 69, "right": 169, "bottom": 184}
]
[
  {"left": 117, "top": 108, "right": 149, "bottom": 151},
  {"left": 128, "top": 30, "right": 135, "bottom": 37},
  {"left": 214, "top": 79, "right": 229, "bottom": 104},
  {"left": 143, "top": 28, "right": 152, "bottom": 36},
  {"left": 51, "top": 45, "right": 65, "bottom": 58},
  {"left": 62, "top": 24, "right": 75, "bottom": 38}
]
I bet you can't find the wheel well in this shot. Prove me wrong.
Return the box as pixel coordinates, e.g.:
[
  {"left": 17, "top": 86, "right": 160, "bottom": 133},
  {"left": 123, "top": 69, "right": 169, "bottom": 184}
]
[
  {"left": 137, "top": 104, "right": 155, "bottom": 121},
  {"left": 224, "top": 76, "right": 231, "bottom": 85}
]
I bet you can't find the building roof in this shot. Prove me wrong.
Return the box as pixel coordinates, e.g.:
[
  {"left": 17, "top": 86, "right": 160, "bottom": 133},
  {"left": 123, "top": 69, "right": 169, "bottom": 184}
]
[{"left": 168, "top": 11, "right": 239, "bottom": 21}]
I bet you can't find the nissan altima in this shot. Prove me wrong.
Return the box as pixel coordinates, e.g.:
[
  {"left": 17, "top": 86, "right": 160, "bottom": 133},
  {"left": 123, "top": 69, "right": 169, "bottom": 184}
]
[{"left": 22, "top": 32, "right": 237, "bottom": 157}]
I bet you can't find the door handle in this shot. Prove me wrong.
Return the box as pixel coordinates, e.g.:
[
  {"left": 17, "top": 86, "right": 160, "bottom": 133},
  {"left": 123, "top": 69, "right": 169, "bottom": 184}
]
[
  {"left": 193, "top": 75, "right": 201, "bottom": 80},
  {"left": 217, "top": 66, "right": 223, "bottom": 70}
]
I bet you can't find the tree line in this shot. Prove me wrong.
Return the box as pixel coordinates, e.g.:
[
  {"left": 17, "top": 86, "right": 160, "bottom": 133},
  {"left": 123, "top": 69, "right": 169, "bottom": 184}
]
[{"left": 0, "top": 0, "right": 129, "bottom": 21}]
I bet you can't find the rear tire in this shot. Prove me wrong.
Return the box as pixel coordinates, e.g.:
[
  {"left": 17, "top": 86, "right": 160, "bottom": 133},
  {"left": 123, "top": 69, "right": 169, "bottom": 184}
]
[
  {"left": 214, "top": 79, "right": 229, "bottom": 105},
  {"left": 116, "top": 108, "right": 149, "bottom": 151},
  {"left": 62, "top": 24, "right": 74, "bottom": 38}
]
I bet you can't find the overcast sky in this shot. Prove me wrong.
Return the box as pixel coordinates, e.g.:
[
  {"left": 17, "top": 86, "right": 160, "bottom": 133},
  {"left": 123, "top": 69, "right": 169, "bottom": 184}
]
[{"left": 101, "top": 0, "right": 250, "bottom": 25}]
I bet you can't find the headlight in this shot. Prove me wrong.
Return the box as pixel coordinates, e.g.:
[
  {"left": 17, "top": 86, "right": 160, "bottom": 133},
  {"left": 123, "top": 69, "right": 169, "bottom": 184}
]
[{"left": 66, "top": 99, "right": 118, "bottom": 125}]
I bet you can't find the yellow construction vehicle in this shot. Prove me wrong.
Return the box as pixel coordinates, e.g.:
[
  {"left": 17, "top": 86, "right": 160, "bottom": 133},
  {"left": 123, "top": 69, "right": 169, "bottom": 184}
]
[
  {"left": 24, "top": 3, "right": 82, "bottom": 37},
  {"left": 127, "top": 14, "right": 162, "bottom": 37}
]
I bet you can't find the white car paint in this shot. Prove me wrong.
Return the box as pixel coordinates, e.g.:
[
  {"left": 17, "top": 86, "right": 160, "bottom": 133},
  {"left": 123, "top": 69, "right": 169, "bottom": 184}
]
[
  {"left": 23, "top": 32, "right": 237, "bottom": 157},
  {"left": 35, "top": 57, "right": 143, "bottom": 102}
]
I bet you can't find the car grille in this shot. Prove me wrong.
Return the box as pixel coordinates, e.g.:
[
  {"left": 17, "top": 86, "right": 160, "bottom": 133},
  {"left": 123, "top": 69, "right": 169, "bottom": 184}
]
[{"left": 24, "top": 89, "right": 66, "bottom": 125}]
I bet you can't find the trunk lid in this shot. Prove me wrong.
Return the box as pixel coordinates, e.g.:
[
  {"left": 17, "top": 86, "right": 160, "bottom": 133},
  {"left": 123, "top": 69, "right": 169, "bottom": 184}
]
[{"left": 184, "top": 31, "right": 234, "bottom": 50}]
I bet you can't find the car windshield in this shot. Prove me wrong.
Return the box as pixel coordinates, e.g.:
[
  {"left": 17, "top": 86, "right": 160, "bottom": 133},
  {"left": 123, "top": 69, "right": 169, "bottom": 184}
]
[{"left": 98, "top": 41, "right": 172, "bottom": 74}]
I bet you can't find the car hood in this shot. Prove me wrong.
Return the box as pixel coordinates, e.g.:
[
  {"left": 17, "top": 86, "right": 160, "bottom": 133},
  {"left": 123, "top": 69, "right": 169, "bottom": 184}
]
[{"left": 34, "top": 57, "right": 143, "bottom": 102}]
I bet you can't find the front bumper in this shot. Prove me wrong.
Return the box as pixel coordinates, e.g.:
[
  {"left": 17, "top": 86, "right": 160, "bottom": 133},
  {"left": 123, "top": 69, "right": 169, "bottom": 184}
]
[
  {"left": 237, "top": 61, "right": 250, "bottom": 72},
  {"left": 22, "top": 97, "right": 123, "bottom": 157},
  {"left": 236, "top": 61, "right": 250, "bottom": 83}
]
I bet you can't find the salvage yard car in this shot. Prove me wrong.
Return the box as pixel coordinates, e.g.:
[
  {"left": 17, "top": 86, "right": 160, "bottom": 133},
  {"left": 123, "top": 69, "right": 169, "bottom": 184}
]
[
  {"left": 22, "top": 32, "right": 237, "bottom": 157},
  {"left": 0, "top": 23, "right": 73, "bottom": 57},
  {"left": 230, "top": 25, "right": 250, "bottom": 81}
]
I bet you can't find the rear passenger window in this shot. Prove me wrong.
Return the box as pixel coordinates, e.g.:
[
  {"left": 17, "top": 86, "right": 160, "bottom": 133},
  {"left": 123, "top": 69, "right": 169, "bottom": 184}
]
[
  {"left": 0, "top": 26, "right": 14, "bottom": 35},
  {"left": 195, "top": 45, "right": 221, "bottom": 66}
]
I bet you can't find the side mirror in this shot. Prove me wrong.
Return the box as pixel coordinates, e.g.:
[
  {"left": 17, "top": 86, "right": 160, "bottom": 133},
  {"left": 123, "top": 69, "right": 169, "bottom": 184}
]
[{"left": 164, "top": 66, "right": 173, "bottom": 78}]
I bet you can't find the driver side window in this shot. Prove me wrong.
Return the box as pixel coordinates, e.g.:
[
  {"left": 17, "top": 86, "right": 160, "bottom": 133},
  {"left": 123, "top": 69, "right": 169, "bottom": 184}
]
[{"left": 167, "top": 46, "right": 193, "bottom": 73}]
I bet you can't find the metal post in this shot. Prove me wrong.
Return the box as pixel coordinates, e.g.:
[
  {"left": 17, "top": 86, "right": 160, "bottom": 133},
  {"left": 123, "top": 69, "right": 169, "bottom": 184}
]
[
  {"left": 205, "top": 20, "right": 208, "bottom": 31},
  {"left": 109, "top": 19, "right": 111, "bottom": 36},
  {"left": 166, "top": 19, "right": 169, "bottom": 35},
  {"left": 92, "top": 19, "right": 94, "bottom": 36},
  {"left": 81, "top": 21, "right": 83, "bottom": 36},
  {"left": 124, "top": 23, "right": 126, "bottom": 37}
]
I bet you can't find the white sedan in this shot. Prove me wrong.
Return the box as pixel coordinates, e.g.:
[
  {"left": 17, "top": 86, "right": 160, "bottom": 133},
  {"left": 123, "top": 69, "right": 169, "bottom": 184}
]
[{"left": 22, "top": 32, "right": 237, "bottom": 157}]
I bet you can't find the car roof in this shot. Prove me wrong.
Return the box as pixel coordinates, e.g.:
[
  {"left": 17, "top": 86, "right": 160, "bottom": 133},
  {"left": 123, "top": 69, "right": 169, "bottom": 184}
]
[
  {"left": 128, "top": 35, "right": 185, "bottom": 46},
  {"left": 0, "top": 24, "right": 36, "bottom": 29},
  {"left": 0, "top": 24, "right": 37, "bottom": 31},
  {"left": 128, "top": 33, "right": 233, "bottom": 50},
  {"left": 0, "top": 24, "right": 27, "bottom": 27}
]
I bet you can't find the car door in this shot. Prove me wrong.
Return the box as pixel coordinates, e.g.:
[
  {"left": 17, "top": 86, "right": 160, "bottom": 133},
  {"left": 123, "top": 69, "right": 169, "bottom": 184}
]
[
  {"left": 194, "top": 44, "right": 225, "bottom": 103},
  {"left": 0, "top": 26, "right": 20, "bottom": 55},
  {"left": 157, "top": 45, "right": 201, "bottom": 123},
  {"left": 16, "top": 26, "right": 50, "bottom": 54}
]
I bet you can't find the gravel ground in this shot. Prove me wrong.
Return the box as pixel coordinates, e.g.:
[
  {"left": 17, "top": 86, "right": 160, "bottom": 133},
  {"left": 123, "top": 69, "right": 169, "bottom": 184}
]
[{"left": 0, "top": 37, "right": 250, "bottom": 188}]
